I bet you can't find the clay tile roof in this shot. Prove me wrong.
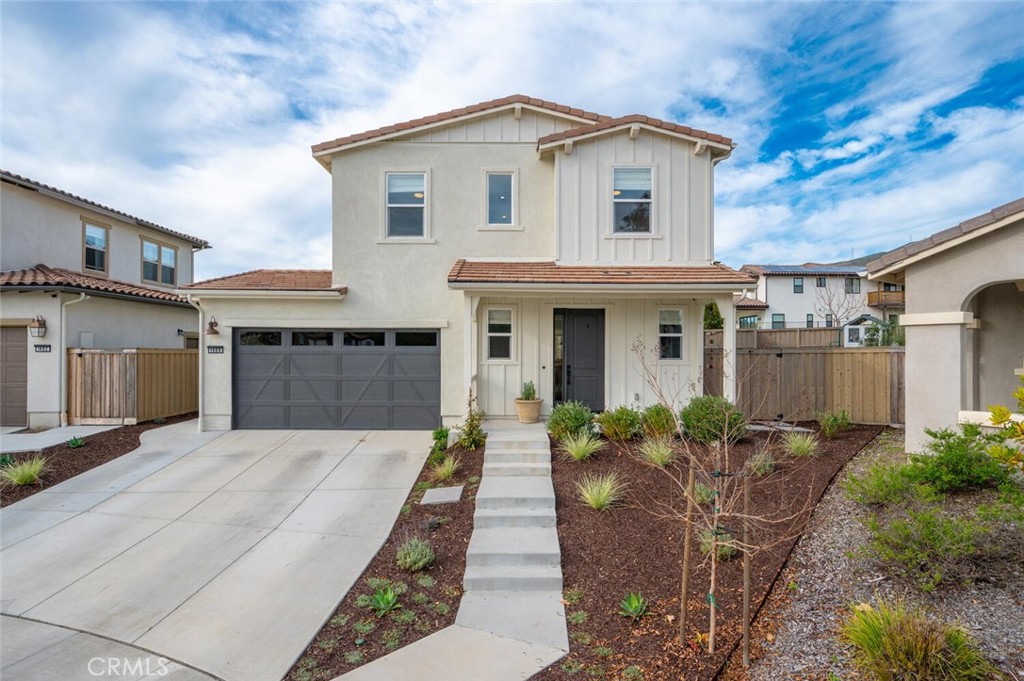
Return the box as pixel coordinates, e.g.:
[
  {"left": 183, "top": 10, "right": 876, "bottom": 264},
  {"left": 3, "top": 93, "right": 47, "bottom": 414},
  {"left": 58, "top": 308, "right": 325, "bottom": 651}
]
[
  {"left": 1, "top": 170, "right": 210, "bottom": 248},
  {"left": 0, "top": 264, "right": 188, "bottom": 304},
  {"left": 447, "top": 260, "right": 756, "bottom": 287},
  {"left": 735, "top": 296, "right": 769, "bottom": 309},
  {"left": 311, "top": 94, "right": 610, "bottom": 154},
  {"left": 536, "top": 113, "right": 733, "bottom": 149},
  {"left": 867, "top": 196, "right": 1024, "bottom": 273},
  {"left": 184, "top": 269, "right": 345, "bottom": 292}
]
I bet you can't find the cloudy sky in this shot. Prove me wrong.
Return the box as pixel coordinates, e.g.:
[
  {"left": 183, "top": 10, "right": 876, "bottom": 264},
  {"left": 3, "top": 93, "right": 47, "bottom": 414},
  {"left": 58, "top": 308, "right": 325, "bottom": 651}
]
[{"left": 3, "top": 1, "right": 1022, "bottom": 279}]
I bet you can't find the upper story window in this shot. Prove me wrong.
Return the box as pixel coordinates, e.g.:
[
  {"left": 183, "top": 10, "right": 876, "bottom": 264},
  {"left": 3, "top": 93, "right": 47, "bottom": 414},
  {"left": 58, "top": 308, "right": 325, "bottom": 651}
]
[
  {"left": 142, "top": 239, "right": 178, "bottom": 286},
  {"left": 816, "top": 277, "right": 827, "bottom": 287},
  {"left": 83, "top": 220, "right": 108, "bottom": 274},
  {"left": 845, "top": 277, "right": 862, "bottom": 294},
  {"left": 486, "top": 308, "right": 513, "bottom": 361},
  {"left": 612, "top": 167, "right": 652, "bottom": 233},
  {"left": 658, "top": 309, "right": 683, "bottom": 360},
  {"left": 386, "top": 172, "right": 426, "bottom": 238},
  {"left": 793, "top": 277, "right": 804, "bottom": 294},
  {"left": 486, "top": 172, "right": 514, "bottom": 226}
]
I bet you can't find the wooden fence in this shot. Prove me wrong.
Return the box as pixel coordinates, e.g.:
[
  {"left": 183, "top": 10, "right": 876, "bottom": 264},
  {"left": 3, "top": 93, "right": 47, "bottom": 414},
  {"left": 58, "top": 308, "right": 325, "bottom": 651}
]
[
  {"left": 67, "top": 349, "right": 198, "bottom": 425},
  {"left": 705, "top": 327, "right": 842, "bottom": 349},
  {"left": 704, "top": 346, "right": 904, "bottom": 425}
]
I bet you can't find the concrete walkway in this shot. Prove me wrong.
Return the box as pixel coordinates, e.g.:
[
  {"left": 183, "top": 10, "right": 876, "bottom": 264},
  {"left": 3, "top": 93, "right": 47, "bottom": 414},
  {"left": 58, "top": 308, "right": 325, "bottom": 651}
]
[
  {"left": 337, "top": 420, "right": 568, "bottom": 680},
  {"left": 1, "top": 423, "right": 430, "bottom": 681},
  {"left": 1, "top": 424, "right": 121, "bottom": 454}
]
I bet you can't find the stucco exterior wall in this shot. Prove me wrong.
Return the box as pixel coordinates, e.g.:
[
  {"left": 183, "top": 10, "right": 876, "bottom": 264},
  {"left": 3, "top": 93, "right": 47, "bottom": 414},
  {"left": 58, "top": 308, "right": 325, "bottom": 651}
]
[
  {"left": 0, "top": 181, "right": 197, "bottom": 285},
  {"left": 553, "top": 131, "right": 714, "bottom": 265},
  {"left": 972, "top": 283, "right": 1024, "bottom": 408},
  {"left": 756, "top": 275, "right": 870, "bottom": 327},
  {"left": 900, "top": 221, "right": 1024, "bottom": 451},
  {"left": 1, "top": 292, "right": 64, "bottom": 427},
  {"left": 65, "top": 297, "right": 197, "bottom": 349}
]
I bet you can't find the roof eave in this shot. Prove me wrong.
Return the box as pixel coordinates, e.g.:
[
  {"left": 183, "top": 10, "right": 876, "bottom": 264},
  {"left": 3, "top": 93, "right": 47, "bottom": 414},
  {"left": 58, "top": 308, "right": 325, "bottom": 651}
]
[
  {"left": 180, "top": 288, "right": 347, "bottom": 300},
  {"left": 447, "top": 281, "right": 752, "bottom": 294},
  {"left": 537, "top": 124, "right": 733, "bottom": 156},
  {"left": 1, "top": 284, "right": 192, "bottom": 307}
]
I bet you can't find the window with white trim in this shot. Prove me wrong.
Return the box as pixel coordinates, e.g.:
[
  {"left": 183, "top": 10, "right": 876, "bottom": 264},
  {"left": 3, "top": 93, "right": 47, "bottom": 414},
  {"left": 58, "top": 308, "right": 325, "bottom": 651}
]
[
  {"left": 83, "top": 221, "right": 108, "bottom": 273},
  {"left": 386, "top": 172, "right": 426, "bottom": 238},
  {"left": 825, "top": 314, "right": 834, "bottom": 328},
  {"left": 486, "top": 308, "right": 513, "bottom": 360},
  {"left": 806, "top": 313, "right": 814, "bottom": 328},
  {"left": 612, "top": 167, "right": 652, "bottom": 233},
  {"left": 793, "top": 277, "right": 804, "bottom": 294},
  {"left": 771, "top": 314, "right": 785, "bottom": 330},
  {"left": 142, "top": 239, "right": 178, "bottom": 286},
  {"left": 739, "top": 315, "right": 759, "bottom": 329},
  {"left": 845, "top": 277, "right": 861, "bottom": 294},
  {"left": 658, "top": 308, "right": 683, "bottom": 360},
  {"left": 816, "top": 277, "right": 827, "bottom": 287},
  {"left": 486, "top": 172, "right": 514, "bottom": 226}
]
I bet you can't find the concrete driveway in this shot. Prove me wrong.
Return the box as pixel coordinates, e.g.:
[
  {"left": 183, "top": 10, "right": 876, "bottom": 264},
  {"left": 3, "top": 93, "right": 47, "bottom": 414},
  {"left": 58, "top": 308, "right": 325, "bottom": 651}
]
[{"left": 1, "top": 422, "right": 430, "bottom": 681}]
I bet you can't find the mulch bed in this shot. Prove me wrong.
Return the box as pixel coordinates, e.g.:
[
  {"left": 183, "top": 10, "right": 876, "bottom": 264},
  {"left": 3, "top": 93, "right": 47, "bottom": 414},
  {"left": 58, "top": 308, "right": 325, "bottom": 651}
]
[
  {"left": 0, "top": 413, "right": 197, "bottom": 508},
  {"left": 285, "top": 443, "right": 484, "bottom": 681},
  {"left": 535, "top": 424, "right": 882, "bottom": 681}
]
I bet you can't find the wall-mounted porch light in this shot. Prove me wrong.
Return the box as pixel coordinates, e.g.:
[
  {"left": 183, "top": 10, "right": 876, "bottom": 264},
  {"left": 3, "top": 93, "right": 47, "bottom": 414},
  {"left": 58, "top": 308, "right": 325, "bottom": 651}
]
[
  {"left": 28, "top": 315, "right": 47, "bottom": 338},
  {"left": 204, "top": 315, "right": 220, "bottom": 335}
]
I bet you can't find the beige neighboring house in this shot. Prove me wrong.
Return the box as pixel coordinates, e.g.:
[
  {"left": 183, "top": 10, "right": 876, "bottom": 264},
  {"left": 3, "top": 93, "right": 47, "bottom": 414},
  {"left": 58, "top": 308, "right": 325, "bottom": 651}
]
[
  {"left": 183, "top": 94, "right": 755, "bottom": 431},
  {"left": 868, "top": 197, "right": 1024, "bottom": 452},
  {"left": 0, "top": 170, "right": 210, "bottom": 428}
]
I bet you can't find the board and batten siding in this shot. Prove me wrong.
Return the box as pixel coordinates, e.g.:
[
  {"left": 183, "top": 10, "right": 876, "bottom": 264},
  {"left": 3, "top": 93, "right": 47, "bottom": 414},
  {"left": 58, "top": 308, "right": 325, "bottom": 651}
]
[
  {"left": 401, "top": 110, "right": 582, "bottom": 144},
  {"left": 554, "top": 131, "right": 714, "bottom": 265},
  {"left": 477, "top": 296, "right": 704, "bottom": 417}
]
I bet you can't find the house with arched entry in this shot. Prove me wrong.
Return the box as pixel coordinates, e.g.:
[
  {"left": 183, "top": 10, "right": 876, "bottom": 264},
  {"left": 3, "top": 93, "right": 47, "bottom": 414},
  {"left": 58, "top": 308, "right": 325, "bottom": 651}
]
[{"left": 867, "top": 198, "right": 1024, "bottom": 452}]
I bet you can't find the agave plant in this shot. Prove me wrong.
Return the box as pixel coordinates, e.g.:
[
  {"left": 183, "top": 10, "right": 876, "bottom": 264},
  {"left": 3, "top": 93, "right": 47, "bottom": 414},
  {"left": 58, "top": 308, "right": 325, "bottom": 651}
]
[{"left": 618, "top": 592, "right": 649, "bottom": 621}]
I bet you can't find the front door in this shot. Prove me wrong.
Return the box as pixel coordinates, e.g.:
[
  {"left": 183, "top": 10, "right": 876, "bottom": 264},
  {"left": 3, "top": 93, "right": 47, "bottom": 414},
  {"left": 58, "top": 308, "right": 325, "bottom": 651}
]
[{"left": 554, "top": 309, "right": 605, "bottom": 412}]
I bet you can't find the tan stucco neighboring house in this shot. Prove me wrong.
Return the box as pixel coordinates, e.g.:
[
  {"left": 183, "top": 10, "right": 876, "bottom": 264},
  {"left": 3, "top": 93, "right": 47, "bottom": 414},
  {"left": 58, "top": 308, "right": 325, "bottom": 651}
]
[
  {"left": 0, "top": 170, "right": 210, "bottom": 428},
  {"left": 867, "top": 197, "right": 1024, "bottom": 452},
  {"left": 182, "top": 94, "right": 755, "bottom": 432}
]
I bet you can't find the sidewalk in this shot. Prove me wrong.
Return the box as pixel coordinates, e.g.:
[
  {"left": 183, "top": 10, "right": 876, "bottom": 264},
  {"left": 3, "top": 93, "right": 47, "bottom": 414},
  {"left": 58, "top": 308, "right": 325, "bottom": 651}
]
[{"left": 1, "top": 424, "right": 121, "bottom": 454}]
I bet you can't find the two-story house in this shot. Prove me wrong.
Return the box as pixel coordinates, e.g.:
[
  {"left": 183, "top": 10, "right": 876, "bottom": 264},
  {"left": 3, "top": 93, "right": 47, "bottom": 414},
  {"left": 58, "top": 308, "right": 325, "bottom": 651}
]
[
  {"left": 0, "top": 170, "right": 210, "bottom": 428},
  {"left": 183, "top": 95, "right": 755, "bottom": 431},
  {"left": 737, "top": 263, "right": 904, "bottom": 331}
]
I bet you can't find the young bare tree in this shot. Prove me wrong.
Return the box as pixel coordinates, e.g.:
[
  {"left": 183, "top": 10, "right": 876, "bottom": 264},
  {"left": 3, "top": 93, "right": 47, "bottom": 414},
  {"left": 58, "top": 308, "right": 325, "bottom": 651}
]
[
  {"left": 630, "top": 340, "right": 816, "bottom": 658},
  {"left": 814, "top": 279, "right": 864, "bottom": 327}
]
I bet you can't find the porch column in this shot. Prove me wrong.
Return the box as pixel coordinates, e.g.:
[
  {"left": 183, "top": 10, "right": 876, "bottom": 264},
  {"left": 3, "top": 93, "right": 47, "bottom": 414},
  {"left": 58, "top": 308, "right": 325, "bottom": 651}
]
[
  {"left": 719, "top": 294, "right": 737, "bottom": 402},
  {"left": 463, "top": 295, "right": 479, "bottom": 408}
]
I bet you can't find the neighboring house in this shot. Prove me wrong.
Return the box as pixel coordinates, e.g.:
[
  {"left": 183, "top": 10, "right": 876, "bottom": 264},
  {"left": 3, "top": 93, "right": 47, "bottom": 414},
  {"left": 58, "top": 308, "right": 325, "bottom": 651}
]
[
  {"left": 0, "top": 170, "right": 210, "bottom": 428},
  {"left": 183, "top": 95, "right": 755, "bottom": 431},
  {"left": 738, "top": 263, "right": 904, "bottom": 330},
  {"left": 867, "top": 197, "right": 1024, "bottom": 452}
]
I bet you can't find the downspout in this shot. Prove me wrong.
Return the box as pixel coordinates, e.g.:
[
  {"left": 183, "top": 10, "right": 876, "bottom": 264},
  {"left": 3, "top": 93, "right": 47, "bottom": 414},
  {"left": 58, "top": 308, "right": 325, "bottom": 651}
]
[
  {"left": 186, "top": 293, "right": 205, "bottom": 432},
  {"left": 60, "top": 292, "right": 89, "bottom": 426}
]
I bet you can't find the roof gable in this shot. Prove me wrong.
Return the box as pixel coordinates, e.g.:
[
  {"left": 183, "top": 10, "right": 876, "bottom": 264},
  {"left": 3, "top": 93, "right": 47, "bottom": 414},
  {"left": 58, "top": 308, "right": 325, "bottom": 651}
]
[{"left": 537, "top": 114, "right": 733, "bottom": 155}]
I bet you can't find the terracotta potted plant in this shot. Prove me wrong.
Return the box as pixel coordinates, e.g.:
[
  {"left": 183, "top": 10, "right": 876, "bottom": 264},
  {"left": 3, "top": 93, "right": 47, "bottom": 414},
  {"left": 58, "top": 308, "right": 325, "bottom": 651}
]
[{"left": 515, "top": 381, "right": 543, "bottom": 424}]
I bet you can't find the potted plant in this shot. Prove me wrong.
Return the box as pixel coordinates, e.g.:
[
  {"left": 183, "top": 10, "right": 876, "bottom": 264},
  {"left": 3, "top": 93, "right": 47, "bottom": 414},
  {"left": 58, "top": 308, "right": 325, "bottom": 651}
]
[{"left": 515, "top": 381, "right": 543, "bottom": 424}]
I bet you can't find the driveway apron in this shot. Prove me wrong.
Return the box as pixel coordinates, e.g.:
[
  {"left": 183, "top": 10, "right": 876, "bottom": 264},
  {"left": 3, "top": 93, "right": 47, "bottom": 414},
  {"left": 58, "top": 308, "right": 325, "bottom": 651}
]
[{"left": 0, "top": 423, "right": 430, "bottom": 681}]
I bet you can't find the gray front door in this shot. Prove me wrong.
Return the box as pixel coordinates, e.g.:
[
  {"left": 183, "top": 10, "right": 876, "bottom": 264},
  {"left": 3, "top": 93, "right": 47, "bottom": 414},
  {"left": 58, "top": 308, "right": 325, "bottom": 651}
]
[
  {"left": 1, "top": 327, "right": 28, "bottom": 426},
  {"left": 561, "top": 309, "right": 605, "bottom": 412},
  {"left": 233, "top": 329, "right": 440, "bottom": 430}
]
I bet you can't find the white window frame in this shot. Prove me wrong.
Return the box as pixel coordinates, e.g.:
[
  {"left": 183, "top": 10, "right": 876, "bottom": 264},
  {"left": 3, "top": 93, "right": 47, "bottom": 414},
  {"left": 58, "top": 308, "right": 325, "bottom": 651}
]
[
  {"left": 484, "top": 306, "right": 515, "bottom": 363},
  {"left": 806, "top": 313, "right": 814, "bottom": 328},
  {"left": 480, "top": 169, "right": 521, "bottom": 231},
  {"left": 771, "top": 314, "right": 785, "bottom": 330},
  {"left": 141, "top": 237, "right": 178, "bottom": 287},
  {"left": 82, "top": 219, "right": 109, "bottom": 275},
  {"left": 793, "top": 277, "right": 804, "bottom": 294},
  {"left": 608, "top": 165, "right": 656, "bottom": 238},
  {"left": 657, "top": 307, "right": 685, "bottom": 362},
  {"left": 380, "top": 170, "right": 433, "bottom": 243}
]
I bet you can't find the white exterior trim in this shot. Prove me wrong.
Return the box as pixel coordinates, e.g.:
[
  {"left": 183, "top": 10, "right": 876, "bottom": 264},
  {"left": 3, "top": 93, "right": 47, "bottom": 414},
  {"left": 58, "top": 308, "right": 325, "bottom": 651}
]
[
  {"left": 899, "top": 311, "right": 974, "bottom": 326},
  {"left": 538, "top": 122, "right": 732, "bottom": 156},
  {"left": 181, "top": 290, "right": 345, "bottom": 300},
  {"left": 221, "top": 319, "right": 449, "bottom": 328}
]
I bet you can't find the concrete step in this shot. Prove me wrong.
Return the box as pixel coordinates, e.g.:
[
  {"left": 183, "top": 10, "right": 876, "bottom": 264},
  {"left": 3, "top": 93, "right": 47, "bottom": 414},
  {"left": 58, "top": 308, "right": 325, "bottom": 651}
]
[
  {"left": 484, "top": 449, "right": 551, "bottom": 465},
  {"left": 485, "top": 439, "right": 549, "bottom": 451},
  {"left": 463, "top": 565, "right": 563, "bottom": 592},
  {"left": 466, "top": 527, "right": 561, "bottom": 567},
  {"left": 474, "top": 507, "right": 556, "bottom": 529},
  {"left": 476, "top": 476, "right": 555, "bottom": 510},
  {"left": 456, "top": 591, "right": 569, "bottom": 652},
  {"left": 482, "top": 462, "right": 551, "bottom": 477}
]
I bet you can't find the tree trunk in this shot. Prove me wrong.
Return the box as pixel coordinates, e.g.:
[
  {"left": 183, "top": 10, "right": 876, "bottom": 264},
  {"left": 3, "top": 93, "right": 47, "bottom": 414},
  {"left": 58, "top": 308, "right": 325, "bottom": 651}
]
[
  {"left": 743, "top": 473, "right": 751, "bottom": 666},
  {"left": 680, "top": 466, "right": 696, "bottom": 644},
  {"left": 709, "top": 525, "right": 718, "bottom": 654}
]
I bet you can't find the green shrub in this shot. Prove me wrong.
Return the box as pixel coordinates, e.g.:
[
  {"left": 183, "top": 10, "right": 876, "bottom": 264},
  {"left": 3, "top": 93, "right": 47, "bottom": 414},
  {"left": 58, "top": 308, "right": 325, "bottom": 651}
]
[
  {"left": 747, "top": 449, "right": 776, "bottom": 476},
  {"left": 594, "top": 646, "right": 613, "bottom": 658},
  {"left": 576, "top": 472, "right": 627, "bottom": 511},
  {"left": 842, "top": 463, "right": 934, "bottom": 506},
  {"left": 595, "top": 406, "right": 641, "bottom": 441},
  {"left": 0, "top": 453, "right": 14, "bottom": 468},
  {"left": 842, "top": 596, "right": 999, "bottom": 681},
  {"left": 520, "top": 381, "right": 537, "bottom": 400},
  {"left": 343, "top": 650, "right": 364, "bottom": 665},
  {"left": 693, "top": 482, "right": 716, "bottom": 505},
  {"left": 817, "top": 410, "right": 851, "bottom": 439},
  {"left": 352, "top": 618, "right": 376, "bottom": 635},
  {"left": 416, "top": 574, "right": 436, "bottom": 589},
  {"left": 548, "top": 401, "right": 594, "bottom": 441},
  {"left": 431, "top": 455, "right": 460, "bottom": 482},
  {"left": 640, "top": 403, "right": 677, "bottom": 439},
  {"left": 381, "top": 628, "right": 401, "bottom": 651},
  {"left": 457, "top": 393, "right": 487, "bottom": 449},
  {"left": 863, "top": 507, "right": 983, "bottom": 592},
  {"left": 396, "top": 537, "right": 435, "bottom": 572},
  {"left": 563, "top": 587, "right": 584, "bottom": 606},
  {"left": 637, "top": 436, "right": 675, "bottom": 467},
  {"left": 0, "top": 457, "right": 45, "bottom": 486},
  {"left": 622, "top": 666, "right": 644, "bottom": 681},
  {"left": 566, "top": 610, "right": 588, "bottom": 625},
  {"left": 680, "top": 396, "right": 746, "bottom": 444},
  {"left": 411, "top": 592, "right": 429, "bottom": 605},
  {"left": 369, "top": 587, "right": 401, "bottom": 617},
  {"left": 783, "top": 431, "right": 819, "bottom": 458},
  {"left": 67, "top": 436, "right": 86, "bottom": 449},
  {"left": 908, "top": 425, "right": 1009, "bottom": 493},
  {"left": 560, "top": 431, "right": 606, "bottom": 462},
  {"left": 390, "top": 609, "right": 417, "bottom": 625},
  {"left": 618, "top": 592, "right": 648, "bottom": 621},
  {"left": 431, "top": 426, "right": 449, "bottom": 448},
  {"left": 699, "top": 529, "right": 737, "bottom": 561}
]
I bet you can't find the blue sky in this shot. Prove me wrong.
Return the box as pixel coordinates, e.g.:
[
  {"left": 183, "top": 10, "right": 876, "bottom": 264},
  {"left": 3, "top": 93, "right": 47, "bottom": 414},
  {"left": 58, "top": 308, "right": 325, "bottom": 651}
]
[{"left": 3, "top": 1, "right": 1022, "bottom": 279}]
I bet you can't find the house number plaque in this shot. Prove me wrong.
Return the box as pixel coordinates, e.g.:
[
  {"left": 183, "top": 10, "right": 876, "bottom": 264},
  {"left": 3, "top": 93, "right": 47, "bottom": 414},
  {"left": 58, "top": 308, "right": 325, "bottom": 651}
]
[{"left": 207, "top": 345, "right": 225, "bottom": 354}]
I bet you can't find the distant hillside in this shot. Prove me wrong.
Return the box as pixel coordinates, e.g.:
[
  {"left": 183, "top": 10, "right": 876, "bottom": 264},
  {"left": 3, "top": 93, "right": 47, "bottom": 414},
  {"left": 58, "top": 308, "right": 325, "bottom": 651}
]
[{"left": 825, "top": 251, "right": 886, "bottom": 267}]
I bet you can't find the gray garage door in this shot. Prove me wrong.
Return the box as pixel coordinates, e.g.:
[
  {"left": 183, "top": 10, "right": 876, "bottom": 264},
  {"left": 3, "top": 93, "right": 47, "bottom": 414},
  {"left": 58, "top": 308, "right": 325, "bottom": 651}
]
[
  {"left": 1, "top": 327, "right": 28, "bottom": 426},
  {"left": 233, "top": 329, "right": 440, "bottom": 430}
]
